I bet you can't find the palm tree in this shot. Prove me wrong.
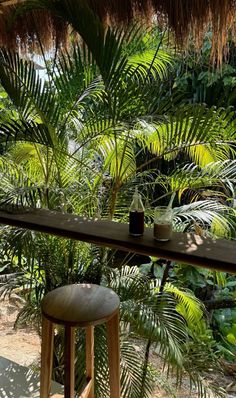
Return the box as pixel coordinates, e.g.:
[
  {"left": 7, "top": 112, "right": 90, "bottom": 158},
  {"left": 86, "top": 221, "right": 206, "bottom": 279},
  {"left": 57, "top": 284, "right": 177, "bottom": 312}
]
[{"left": 0, "top": 5, "right": 235, "bottom": 396}]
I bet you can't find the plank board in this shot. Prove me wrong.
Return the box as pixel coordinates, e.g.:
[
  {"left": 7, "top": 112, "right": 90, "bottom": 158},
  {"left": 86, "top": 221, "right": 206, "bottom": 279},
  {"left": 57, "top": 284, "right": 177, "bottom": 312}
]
[{"left": 0, "top": 209, "right": 235, "bottom": 273}]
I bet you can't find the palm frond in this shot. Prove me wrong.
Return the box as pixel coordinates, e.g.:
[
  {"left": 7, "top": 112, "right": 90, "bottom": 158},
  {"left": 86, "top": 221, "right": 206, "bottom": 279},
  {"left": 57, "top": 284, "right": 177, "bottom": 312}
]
[
  {"left": 99, "top": 136, "right": 136, "bottom": 182},
  {"left": 105, "top": 266, "right": 186, "bottom": 367},
  {"left": 163, "top": 282, "right": 204, "bottom": 328},
  {"left": 127, "top": 48, "right": 173, "bottom": 81},
  {"left": 0, "top": 48, "right": 61, "bottom": 127},
  {"left": 105, "top": 266, "right": 150, "bottom": 302},
  {"left": 121, "top": 338, "right": 154, "bottom": 398},
  {"left": 135, "top": 105, "right": 236, "bottom": 166},
  {"left": 173, "top": 200, "right": 236, "bottom": 237},
  {"left": 0, "top": 119, "right": 54, "bottom": 147},
  {"left": 163, "top": 161, "right": 236, "bottom": 198}
]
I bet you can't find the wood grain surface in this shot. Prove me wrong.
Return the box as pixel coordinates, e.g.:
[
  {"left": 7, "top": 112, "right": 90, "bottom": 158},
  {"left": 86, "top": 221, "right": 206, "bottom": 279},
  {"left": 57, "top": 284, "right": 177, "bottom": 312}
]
[
  {"left": 41, "top": 284, "right": 120, "bottom": 327},
  {"left": 0, "top": 209, "right": 235, "bottom": 273}
]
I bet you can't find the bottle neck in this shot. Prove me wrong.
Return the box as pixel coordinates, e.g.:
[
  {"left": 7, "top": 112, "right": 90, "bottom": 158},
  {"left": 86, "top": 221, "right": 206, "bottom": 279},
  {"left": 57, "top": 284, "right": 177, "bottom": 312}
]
[{"left": 130, "top": 193, "right": 144, "bottom": 212}]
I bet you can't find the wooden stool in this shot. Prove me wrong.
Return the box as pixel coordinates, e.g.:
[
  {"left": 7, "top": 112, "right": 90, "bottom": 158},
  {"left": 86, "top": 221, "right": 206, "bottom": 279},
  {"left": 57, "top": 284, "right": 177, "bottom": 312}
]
[{"left": 40, "top": 283, "right": 120, "bottom": 398}]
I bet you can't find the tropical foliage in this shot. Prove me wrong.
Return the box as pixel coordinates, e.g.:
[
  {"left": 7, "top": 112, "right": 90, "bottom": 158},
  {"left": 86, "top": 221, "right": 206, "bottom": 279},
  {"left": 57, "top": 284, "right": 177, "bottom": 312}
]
[{"left": 0, "top": 3, "right": 236, "bottom": 397}]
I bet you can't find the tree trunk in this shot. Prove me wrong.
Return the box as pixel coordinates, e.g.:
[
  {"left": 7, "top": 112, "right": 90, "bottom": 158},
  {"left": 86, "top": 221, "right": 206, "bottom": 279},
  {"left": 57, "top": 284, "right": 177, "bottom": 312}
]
[{"left": 204, "top": 299, "right": 236, "bottom": 310}]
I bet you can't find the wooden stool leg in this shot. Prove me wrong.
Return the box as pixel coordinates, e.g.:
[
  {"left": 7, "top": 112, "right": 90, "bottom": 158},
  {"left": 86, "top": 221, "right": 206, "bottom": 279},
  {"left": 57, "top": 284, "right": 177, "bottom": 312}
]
[
  {"left": 64, "top": 326, "right": 75, "bottom": 398},
  {"left": 86, "top": 326, "right": 94, "bottom": 398},
  {"left": 40, "top": 315, "right": 54, "bottom": 398},
  {"left": 107, "top": 312, "right": 120, "bottom": 398}
]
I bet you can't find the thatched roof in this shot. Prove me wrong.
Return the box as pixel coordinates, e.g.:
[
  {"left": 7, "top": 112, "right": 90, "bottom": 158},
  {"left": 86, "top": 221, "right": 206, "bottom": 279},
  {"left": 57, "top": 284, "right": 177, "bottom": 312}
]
[{"left": 0, "top": 0, "right": 236, "bottom": 62}]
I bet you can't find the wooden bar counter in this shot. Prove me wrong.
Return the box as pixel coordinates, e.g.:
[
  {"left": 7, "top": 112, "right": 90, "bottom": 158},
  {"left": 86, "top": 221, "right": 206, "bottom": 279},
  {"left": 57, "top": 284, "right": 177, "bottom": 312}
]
[{"left": 0, "top": 209, "right": 235, "bottom": 274}]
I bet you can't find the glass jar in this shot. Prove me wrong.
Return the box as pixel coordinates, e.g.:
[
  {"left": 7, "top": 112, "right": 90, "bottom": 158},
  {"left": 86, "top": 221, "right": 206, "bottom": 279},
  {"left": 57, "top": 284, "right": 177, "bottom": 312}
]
[{"left": 154, "top": 206, "right": 173, "bottom": 241}]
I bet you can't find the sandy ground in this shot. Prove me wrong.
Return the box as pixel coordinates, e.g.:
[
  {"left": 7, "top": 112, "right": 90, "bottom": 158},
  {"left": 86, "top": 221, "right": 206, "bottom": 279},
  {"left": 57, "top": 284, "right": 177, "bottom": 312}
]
[
  {"left": 0, "top": 298, "right": 40, "bottom": 367},
  {"left": 0, "top": 298, "right": 236, "bottom": 398}
]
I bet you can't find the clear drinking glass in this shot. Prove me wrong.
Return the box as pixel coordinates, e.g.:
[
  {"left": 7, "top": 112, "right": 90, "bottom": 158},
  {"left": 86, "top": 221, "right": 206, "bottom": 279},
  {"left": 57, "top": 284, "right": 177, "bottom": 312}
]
[{"left": 154, "top": 206, "right": 173, "bottom": 241}]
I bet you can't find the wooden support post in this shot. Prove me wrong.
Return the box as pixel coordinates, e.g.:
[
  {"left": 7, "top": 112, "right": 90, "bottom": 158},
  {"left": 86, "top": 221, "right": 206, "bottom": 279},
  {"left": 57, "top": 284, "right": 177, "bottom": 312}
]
[
  {"left": 86, "top": 326, "right": 94, "bottom": 398},
  {"left": 64, "top": 326, "right": 75, "bottom": 398},
  {"left": 40, "top": 315, "right": 54, "bottom": 398},
  {"left": 107, "top": 312, "right": 120, "bottom": 398}
]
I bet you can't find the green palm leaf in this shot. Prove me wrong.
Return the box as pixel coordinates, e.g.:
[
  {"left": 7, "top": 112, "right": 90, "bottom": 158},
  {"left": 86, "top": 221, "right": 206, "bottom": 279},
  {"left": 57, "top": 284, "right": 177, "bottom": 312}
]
[
  {"left": 0, "top": 48, "right": 60, "bottom": 126},
  {"left": 163, "top": 282, "right": 204, "bottom": 328},
  {"left": 173, "top": 200, "right": 236, "bottom": 236},
  {"left": 106, "top": 266, "right": 186, "bottom": 367},
  {"left": 135, "top": 105, "right": 236, "bottom": 166}
]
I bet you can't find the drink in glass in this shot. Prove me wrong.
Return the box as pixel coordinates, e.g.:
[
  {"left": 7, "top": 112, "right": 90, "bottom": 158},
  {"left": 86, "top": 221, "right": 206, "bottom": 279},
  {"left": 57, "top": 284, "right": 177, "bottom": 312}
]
[{"left": 154, "top": 206, "right": 173, "bottom": 241}]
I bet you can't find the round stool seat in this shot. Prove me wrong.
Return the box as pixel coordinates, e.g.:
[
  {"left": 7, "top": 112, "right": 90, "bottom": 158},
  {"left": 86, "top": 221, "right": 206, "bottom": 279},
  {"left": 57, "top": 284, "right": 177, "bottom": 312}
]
[{"left": 41, "top": 283, "right": 120, "bottom": 327}]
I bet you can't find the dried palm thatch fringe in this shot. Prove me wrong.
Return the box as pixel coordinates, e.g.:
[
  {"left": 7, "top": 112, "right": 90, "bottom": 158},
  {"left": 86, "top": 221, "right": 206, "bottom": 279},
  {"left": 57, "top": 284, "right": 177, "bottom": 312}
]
[
  {"left": 0, "top": 6, "right": 69, "bottom": 53},
  {"left": 0, "top": 0, "right": 236, "bottom": 63}
]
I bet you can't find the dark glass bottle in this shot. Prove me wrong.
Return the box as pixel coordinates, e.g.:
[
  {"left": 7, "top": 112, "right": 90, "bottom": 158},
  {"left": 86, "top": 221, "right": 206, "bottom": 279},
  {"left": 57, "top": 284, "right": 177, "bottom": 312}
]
[{"left": 129, "top": 187, "right": 145, "bottom": 236}]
